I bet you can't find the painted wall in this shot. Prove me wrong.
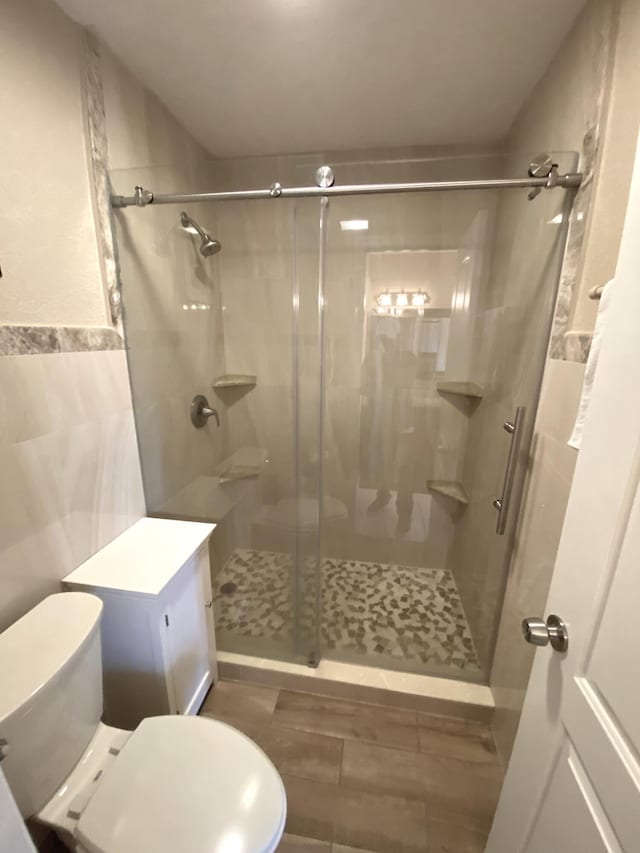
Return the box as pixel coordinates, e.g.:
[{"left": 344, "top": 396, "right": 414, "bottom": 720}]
[
  {"left": 0, "top": 0, "right": 144, "bottom": 631},
  {"left": 490, "top": 0, "right": 640, "bottom": 762}
]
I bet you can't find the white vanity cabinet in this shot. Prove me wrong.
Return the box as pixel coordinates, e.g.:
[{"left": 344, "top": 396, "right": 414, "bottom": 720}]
[{"left": 63, "top": 517, "right": 217, "bottom": 730}]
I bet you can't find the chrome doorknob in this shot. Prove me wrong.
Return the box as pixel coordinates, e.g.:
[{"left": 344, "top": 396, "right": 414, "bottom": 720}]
[{"left": 522, "top": 615, "right": 568, "bottom": 652}]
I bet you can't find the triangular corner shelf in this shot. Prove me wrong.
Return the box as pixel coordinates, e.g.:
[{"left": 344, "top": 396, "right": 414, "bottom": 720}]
[
  {"left": 213, "top": 373, "right": 257, "bottom": 389},
  {"left": 427, "top": 480, "right": 469, "bottom": 506},
  {"left": 436, "top": 381, "right": 484, "bottom": 400}
]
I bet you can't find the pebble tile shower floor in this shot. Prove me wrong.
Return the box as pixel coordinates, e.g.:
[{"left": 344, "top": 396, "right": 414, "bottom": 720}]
[{"left": 214, "top": 549, "right": 480, "bottom": 676}]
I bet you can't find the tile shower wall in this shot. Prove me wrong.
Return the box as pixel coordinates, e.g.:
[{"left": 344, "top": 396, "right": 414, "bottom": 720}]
[
  {"left": 487, "top": 0, "right": 640, "bottom": 761},
  {"left": 103, "top": 46, "right": 228, "bottom": 515},
  {"left": 0, "top": 0, "right": 144, "bottom": 630}
]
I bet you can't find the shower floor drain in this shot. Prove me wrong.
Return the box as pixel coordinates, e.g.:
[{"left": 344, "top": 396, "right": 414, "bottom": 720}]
[{"left": 220, "top": 581, "right": 237, "bottom": 595}]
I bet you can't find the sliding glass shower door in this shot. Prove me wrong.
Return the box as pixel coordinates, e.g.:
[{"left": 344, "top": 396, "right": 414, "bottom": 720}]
[
  {"left": 114, "top": 149, "right": 575, "bottom": 684},
  {"left": 317, "top": 153, "right": 575, "bottom": 682},
  {"left": 112, "top": 159, "right": 324, "bottom": 667}
]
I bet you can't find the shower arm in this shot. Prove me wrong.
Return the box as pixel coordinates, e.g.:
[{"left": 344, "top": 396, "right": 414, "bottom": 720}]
[
  {"left": 180, "top": 211, "right": 210, "bottom": 242},
  {"left": 112, "top": 159, "right": 582, "bottom": 209}
]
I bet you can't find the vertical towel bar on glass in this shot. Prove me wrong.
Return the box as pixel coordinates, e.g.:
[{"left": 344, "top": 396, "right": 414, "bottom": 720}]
[{"left": 493, "top": 406, "right": 525, "bottom": 535}]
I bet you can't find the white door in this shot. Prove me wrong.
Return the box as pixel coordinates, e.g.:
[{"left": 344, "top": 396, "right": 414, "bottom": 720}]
[{"left": 487, "top": 129, "right": 640, "bottom": 850}]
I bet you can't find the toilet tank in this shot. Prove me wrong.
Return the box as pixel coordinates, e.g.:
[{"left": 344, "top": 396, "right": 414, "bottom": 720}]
[{"left": 0, "top": 593, "right": 103, "bottom": 817}]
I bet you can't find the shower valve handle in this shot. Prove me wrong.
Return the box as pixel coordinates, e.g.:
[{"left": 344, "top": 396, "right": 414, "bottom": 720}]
[{"left": 191, "top": 395, "right": 220, "bottom": 428}]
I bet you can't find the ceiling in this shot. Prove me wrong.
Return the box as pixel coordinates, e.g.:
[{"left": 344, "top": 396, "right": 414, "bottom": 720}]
[{"left": 58, "top": 0, "right": 587, "bottom": 158}]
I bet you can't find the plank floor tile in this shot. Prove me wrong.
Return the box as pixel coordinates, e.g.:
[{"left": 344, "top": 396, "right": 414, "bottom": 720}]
[
  {"left": 197, "top": 679, "right": 500, "bottom": 852},
  {"left": 341, "top": 739, "right": 501, "bottom": 829},
  {"left": 417, "top": 713, "right": 498, "bottom": 765},
  {"left": 282, "top": 775, "right": 429, "bottom": 853},
  {"left": 277, "top": 833, "right": 332, "bottom": 851},
  {"left": 273, "top": 689, "right": 419, "bottom": 751},
  {"left": 199, "top": 679, "right": 278, "bottom": 724},
  {"left": 209, "top": 716, "right": 343, "bottom": 784},
  {"left": 428, "top": 818, "right": 488, "bottom": 853}
]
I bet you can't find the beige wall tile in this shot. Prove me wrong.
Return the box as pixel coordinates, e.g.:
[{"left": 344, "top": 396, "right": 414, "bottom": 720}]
[
  {"left": 0, "top": 0, "right": 107, "bottom": 327},
  {"left": 0, "top": 351, "right": 144, "bottom": 631}
]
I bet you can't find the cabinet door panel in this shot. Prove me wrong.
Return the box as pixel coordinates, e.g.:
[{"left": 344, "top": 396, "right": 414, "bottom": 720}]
[
  {"left": 164, "top": 558, "right": 213, "bottom": 714},
  {"left": 198, "top": 545, "right": 218, "bottom": 680}
]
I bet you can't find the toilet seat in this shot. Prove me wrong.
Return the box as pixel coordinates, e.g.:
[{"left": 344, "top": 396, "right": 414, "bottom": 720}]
[{"left": 75, "top": 715, "right": 286, "bottom": 853}]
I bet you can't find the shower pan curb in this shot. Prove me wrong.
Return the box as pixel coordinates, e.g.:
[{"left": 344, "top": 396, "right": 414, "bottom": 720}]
[{"left": 216, "top": 651, "right": 494, "bottom": 723}]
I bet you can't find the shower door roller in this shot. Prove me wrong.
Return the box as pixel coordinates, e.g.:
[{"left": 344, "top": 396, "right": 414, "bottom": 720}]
[
  {"left": 190, "top": 395, "right": 220, "bottom": 429},
  {"left": 522, "top": 614, "right": 568, "bottom": 652}
]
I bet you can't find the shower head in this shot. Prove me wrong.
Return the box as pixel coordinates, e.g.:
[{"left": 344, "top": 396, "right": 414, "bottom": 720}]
[
  {"left": 180, "top": 211, "right": 222, "bottom": 257},
  {"left": 199, "top": 236, "right": 222, "bottom": 257}
]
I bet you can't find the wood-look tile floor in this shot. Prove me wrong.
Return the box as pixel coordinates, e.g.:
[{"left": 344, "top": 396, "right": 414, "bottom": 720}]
[{"left": 199, "top": 679, "right": 503, "bottom": 853}]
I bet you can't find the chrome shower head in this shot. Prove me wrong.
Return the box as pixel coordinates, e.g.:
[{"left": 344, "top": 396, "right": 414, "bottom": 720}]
[
  {"left": 199, "top": 236, "right": 222, "bottom": 257},
  {"left": 180, "top": 211, "right": 222, "bottom": 257}
]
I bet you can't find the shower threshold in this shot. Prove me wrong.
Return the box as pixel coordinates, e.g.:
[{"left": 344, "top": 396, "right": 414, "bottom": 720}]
[{"left": 216, "top": 651, "right": 494, "bottom": 721}]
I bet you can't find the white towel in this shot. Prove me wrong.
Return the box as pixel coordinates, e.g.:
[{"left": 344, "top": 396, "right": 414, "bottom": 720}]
[{"left": 568, "top": 280, "right": 614, "bottom": 450}]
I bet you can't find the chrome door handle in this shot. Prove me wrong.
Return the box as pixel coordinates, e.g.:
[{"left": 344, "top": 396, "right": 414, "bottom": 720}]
[
  {"left": 522, "top": 615, "right": 568, "bottom": 652},
  {"left": 191, "top": 395, "right": 220, "bottom": 428},
  {"left": 493, "top": 406, "right": 525, "bottom": 535}
]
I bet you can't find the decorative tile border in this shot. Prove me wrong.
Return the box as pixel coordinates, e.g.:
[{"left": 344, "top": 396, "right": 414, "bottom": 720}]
[
  {"left": 555, "top": 331, "right": 592, "bottom": 363},
  {"left": 82, "top": 32, "right": 122, "bottom": 327},
  {"left": 548, "top": 127, "right": 598, "bottom": 362},
  {"left": 549, "top": 0, "right": 614, "bottom": 363},
  {"left": 0, "top": 326, "right": 124, "bottom": 356}
]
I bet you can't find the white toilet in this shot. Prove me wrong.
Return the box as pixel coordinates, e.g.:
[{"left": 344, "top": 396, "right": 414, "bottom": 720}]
[{"left": 0, "top": 592, "right": 287, "bottom": 852}]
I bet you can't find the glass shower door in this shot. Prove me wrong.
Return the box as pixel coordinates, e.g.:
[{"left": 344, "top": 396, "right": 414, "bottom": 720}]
[
  {"left": 112, "top": 158, "right": 323, "bottom": 667},
  {"left": 290, "top": 197, "right": 327, "bottom": 666},
  {"left": 317, "top": 152, "right": 575, "bottom": 682},
  {"left": 114, "top": 148, "right": 575, "bottom": 684}
]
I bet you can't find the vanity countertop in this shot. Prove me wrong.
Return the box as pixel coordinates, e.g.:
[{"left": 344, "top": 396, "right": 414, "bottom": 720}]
[{"left": 63, "top": 517, "right": 215, "bottom": 596}]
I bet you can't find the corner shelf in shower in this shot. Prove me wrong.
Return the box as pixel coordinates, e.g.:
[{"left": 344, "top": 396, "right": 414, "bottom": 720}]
[
  {"left": 436, "top": 381, "right": 484, "bottom": 400},
  {"left": 427, "top": 480, "right": 469, "bottom": 506},
  {"left": 216, "top": 464, "right": 261, "bottom": 482},
  {"left": 213, "top": 374, "right": 257, "bottom": 389}
]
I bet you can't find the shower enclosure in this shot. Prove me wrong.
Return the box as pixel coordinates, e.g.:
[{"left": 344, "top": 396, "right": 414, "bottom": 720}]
[{"left": 111, "top": 150, "right": 577, "bottom": 685}]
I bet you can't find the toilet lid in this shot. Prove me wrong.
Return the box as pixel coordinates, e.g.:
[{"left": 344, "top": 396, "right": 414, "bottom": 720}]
[{"left": 76, "top": 716, "right": 286, "bottom": 853}]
